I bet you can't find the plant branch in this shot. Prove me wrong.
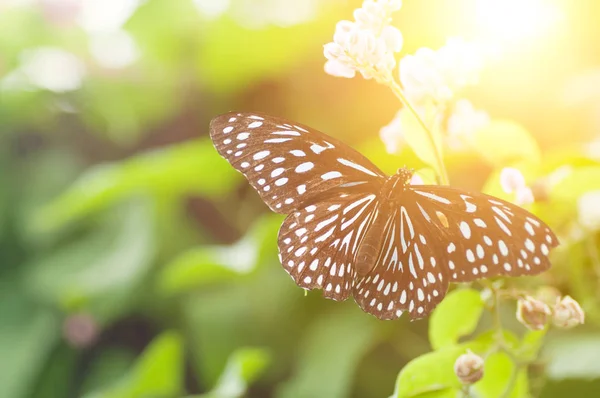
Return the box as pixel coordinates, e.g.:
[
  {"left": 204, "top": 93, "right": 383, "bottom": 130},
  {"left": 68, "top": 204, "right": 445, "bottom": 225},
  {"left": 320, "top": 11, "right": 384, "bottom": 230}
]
[{"left": 387, "top": 79, "right": 450, "bottom": 185}]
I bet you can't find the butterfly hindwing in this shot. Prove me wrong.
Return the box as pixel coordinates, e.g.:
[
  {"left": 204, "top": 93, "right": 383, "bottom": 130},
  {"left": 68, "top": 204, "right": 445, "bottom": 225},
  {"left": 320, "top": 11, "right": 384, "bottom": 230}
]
[
  {"left": 409, "top": 186, "right": 559, "bottom": 282},
  {"left": 353, "top": 203, "right": 450, "bottom": 320},
  {"left": 278, "top": 184, "right": 381, "bottom": 301}
]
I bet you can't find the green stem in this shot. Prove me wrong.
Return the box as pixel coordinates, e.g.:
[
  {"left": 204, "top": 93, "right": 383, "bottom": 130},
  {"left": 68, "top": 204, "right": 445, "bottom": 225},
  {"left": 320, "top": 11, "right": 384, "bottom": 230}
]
[
  {"left": 486, "top": 283, "right": 522, "bottom": 398},
  {"left": 461, "top": 385, "right": 471, "bottom": 398},
  {"left": 387, "top": 79, "right": 450, "bottom": 185}
]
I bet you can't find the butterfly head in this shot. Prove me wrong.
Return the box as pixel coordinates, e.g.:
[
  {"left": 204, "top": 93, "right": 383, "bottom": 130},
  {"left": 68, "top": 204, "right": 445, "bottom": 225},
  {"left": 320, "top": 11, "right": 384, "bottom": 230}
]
[
  {"left": 382, "top": 167, "right": 415, "bottom": 200},
  {"left": 396, "top": 167, "right": 415, "bottom": 185}
]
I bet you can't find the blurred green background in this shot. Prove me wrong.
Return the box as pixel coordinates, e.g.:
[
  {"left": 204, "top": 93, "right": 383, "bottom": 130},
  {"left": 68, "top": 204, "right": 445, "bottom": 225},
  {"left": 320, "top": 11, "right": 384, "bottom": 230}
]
[{"left": 2, "top": 0, "right": 600, "bottom": 397}]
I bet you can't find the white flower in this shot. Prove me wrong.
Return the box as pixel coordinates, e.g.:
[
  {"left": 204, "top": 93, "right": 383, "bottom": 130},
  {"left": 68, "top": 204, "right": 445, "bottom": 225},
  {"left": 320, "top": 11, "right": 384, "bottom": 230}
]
[
  {"left": 20, "top": 47, "right": 85, "bottom": 92},
  {"left": 500, "top": 167, "right": 534, "bottom": 206},
  {"left": 437, "top": 38, "right": 483, "bottom": 89},
  {"left": 324, "top": 0, "right": 403, "bottom": 81},
  {"left": 380, "top": 110, "right": 404, "bottom": 153},
  {"left": 447, "top": 99, "right": 490, "bottom": 148},
  {"left": 399, "top": 48, "right": 451, "bottom": 104},
  {"left": 553, "top": 296, "right": 585, "bottom": 329},
  {"left": 354, "top": 0, "right": 401, "bottom": 31},
  {"left": 399, "top": 38, "right": 483, "bottom": 105},
  {"left": 578, "top": 190, "right": 600, "bottom": 231}
]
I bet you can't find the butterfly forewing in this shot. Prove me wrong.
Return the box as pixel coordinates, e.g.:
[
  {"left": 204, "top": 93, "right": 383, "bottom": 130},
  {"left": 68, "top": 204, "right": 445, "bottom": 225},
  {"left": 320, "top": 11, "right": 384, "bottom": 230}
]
[
  {"left": 409, "top": 186, "right": 559, "bottom": 282},
  {"left": 353, "top": 204, "right": 450, "bottom": 320},
  {"left": 278, "top": 184, "right": 381, "bottom": 301},
  {"left": 210, "top": 112, "right": 386, "bottom": 214}
]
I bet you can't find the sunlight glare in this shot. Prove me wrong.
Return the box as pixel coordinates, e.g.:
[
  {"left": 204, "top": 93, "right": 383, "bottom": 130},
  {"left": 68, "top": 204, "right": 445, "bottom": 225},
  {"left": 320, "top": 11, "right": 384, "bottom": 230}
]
[{"left": 476, "top": 0, "right": 563, "bottom": 43}]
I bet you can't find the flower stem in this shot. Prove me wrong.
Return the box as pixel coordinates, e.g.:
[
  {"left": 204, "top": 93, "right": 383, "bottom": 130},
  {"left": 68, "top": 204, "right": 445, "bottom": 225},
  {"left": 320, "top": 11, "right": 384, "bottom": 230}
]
[{"left": 388, "top": 80, "right": 450, "bottom": 185}]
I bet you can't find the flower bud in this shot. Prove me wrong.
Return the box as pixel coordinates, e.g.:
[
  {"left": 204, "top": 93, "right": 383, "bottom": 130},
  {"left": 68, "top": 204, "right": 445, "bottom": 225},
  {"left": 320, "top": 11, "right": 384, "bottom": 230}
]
[
  {"left": 553, "top": 296, "right": 585, "bottom": 329},
  {"left": 516, "top": 296, "right": 551, "bottom": 331},
  {"left": 454, "top": 350, "right": 484, "bottom": 384},
  {"left": 63, "top": 313, "right": 99, "bottom": 349}
]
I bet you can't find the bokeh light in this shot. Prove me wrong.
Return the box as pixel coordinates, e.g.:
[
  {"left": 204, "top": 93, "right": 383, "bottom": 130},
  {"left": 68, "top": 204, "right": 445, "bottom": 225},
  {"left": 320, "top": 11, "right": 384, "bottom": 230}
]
[{"left": 475, "top": 0, "right": 564, "bottom": 45}]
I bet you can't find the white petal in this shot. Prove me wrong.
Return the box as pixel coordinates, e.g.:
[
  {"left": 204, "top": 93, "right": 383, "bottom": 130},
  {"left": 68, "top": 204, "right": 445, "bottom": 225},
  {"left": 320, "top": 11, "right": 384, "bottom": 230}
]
[
  {"left": 515, "top": 187, "right": 534, "bottom": 206},
  {"left": 381, "top": 26, "right": 403, "bottom": 53},
  {"left": 324, "top": 60, "right": 356, "bottom": 78}
]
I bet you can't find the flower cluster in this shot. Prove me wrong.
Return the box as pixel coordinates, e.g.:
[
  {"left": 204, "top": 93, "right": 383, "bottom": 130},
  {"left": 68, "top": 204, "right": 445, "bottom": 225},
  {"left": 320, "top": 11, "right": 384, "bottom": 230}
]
[
  {"left": 380, "top": 98, "right": 489, "bottom": 154},
  {"left": 400, "top": 38, "right": 483, "bottom": 105},
  {"left": 516, "top": 294, "right": 585, "bottom": 330},
  {"left": 324, "top": 0, "right": 403, "bottom": 81},
  {"left": 446, "top": 99, "right": 490, "bottom": 149},
  {"left": 500, "top": 167, "right": 534, "bottom": 206}
]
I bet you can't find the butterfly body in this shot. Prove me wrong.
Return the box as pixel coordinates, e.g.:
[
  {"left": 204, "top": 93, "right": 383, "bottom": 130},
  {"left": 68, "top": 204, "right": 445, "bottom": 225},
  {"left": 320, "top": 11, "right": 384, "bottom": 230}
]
[{"left": 209, "top": 112, "right": 559, "bottom": 320}]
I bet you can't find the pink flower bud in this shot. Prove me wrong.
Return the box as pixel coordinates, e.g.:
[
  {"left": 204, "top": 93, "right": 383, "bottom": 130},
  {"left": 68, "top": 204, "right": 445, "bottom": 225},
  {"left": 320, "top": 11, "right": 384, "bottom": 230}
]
[
  {"left": 516, "top": 296, "right": 551, "bottom": 331},
  {"left": 500, "top": 167, "right": 527, "bottom": 194},
  {"left": 454, "top": 350, "right": 484, "bottom": 384},
  {"left": 553, "top": 296, "right": 585, "bottom": 329},
  {"left": 63, "top": 313, "right": 99, "bottom": 349}
]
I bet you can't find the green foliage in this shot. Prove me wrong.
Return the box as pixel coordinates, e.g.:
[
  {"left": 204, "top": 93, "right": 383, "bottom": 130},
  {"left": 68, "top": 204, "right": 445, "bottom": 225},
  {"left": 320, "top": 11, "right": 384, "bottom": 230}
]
[
  {"left": 429, "top": 288, "right": 484, "bottom": 350},
  {"left": 544, "top": 333, "right": 600, "bottom": 380},
  {"left": 392, "top": 342, "right": 486, "bottom": 397},
  {"left": 469, "top": 120, "right": 542, "bottom": 166},
  {"left": 0, "top": 300, "right": 60, "bottom": 398},
  {"left": 1, "top": 1, "right": 599, "bottom": 397},
  {"left": 196, "top": 348, "right": 271, "bottom": 398},
  {"left": 159, "top": 215, "right": 281, "bottom": 294},
  {"left": 33, "top": 140, "right": 239, "bottom": 232},
  {"left": 83, "top": 331, "right": 184, "bottom": 398},
  {"left": 276, "top": 308, "right": 378, "bottom": 398}
]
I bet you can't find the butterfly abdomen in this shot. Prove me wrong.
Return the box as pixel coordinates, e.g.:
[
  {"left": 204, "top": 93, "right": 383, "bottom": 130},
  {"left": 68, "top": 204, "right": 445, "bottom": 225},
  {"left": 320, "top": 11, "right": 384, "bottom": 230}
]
[{"left": 355, "top": 207, "right": 389, "bottom": 277}]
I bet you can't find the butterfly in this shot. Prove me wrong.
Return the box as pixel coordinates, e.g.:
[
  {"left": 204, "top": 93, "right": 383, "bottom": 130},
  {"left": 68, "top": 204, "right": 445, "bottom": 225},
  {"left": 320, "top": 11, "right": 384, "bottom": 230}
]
[{"left": 209, "top": 112, "right": 558, "bottom": 320}]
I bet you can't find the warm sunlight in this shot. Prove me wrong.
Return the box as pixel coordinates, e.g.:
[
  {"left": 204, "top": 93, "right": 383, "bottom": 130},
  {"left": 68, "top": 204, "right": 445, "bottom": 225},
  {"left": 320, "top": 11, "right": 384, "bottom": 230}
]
[{"left": 475, "top": 0, "right": 564, "bottom": 44}]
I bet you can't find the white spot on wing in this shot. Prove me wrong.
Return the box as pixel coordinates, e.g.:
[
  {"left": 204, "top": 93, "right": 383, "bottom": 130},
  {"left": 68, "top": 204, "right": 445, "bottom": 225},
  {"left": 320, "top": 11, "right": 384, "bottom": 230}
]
[
  {"left": 337, "top": 158, "right": 378, "bottom": 176},
  {"left": 321, "top": 171, "right": 342, "bottom": 180}
]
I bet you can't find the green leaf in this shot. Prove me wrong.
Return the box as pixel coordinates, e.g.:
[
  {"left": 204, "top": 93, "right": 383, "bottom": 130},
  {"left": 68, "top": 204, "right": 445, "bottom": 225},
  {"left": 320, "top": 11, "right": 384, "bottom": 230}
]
[
  {"left": 470, "top": 120, "right": 541, "bottom": 166},
  {"left": 31, "top": 345, "right": 78, "bottom": 398},
  {"left": 83, "top": 331, "right": 184, "bottom": 398},
  {"left": 158, "top": 214, "right": 281, "bottom": 294},
  {"left": 80, "top": 349, "right": 137, "bottom": 397},
  {"left": 472, "top": 352, "right": 517, "bottom": 397},
  {"left": 519, "top": 329, "right": 547, "bottom": 361},
  {"left": 429, "top": 289, "right": 484, "bottom": 350},
  {"left": 550, "top": 166, "right": 600, "bottom": 203},
  {"left": 196, "top": 16, "right": 332, "bottom": 93},
  {"left": 400, "top": 105, "right": 444, "bottom": 179},
  {"left": 276, "top": 307, "right": 379, "bottom": 398},
  {"left": 32, "top": 139, "right": 239, "bottom": 232},
  {"left": 509, "top": 369, "right": 529, "bottom": 398},
  {"left": 25, "top": 199, "right": 155, "bottom": 321},
  {"left": 405, "top": 389, "right": 459, "bottom": 398},
  {"left": 544, "top": 333, "right": 600, "bottom": 380},
  {"left": 392, "top": 342, "right": 488, "bottom": 398},
  {"left": 197, "top": 348, "right": 270, "bottom": 398},
  {"left": 0, "top": 294, "right": 60, "bottom": 398}
]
